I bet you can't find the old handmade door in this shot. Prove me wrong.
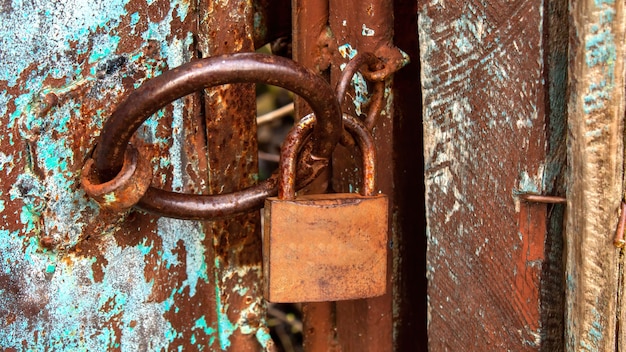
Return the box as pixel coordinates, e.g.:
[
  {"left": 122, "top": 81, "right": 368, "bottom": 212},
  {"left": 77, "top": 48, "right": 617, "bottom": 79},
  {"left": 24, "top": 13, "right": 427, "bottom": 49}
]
[
  {"left": 421, "top": 0, "right": 626, "bottom": 351},
  {"left": 0, "top": 1, "right": 285, "bottom": 350}
]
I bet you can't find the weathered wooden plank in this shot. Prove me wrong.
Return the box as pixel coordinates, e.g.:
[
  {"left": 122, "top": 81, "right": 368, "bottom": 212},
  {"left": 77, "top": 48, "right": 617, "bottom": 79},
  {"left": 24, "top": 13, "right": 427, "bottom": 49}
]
[
  {"left": 566, "top": 0, "right": 626, "bottom": 349},
  {"left": 0, "top": 1, "right": 233, "bottom": 349},
  {"left": 419, "top": 0, "right": 564, "bottom": 349}
]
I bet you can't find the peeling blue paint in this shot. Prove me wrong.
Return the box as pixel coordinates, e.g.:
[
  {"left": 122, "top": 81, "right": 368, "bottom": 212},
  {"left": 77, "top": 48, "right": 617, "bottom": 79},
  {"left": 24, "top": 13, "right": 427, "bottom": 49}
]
[
  {"left": 338, "top": 43, "right": 358, "bottom": 60},
  {"left": 256, "top": 328, "right": 273, "bottom": 348},
  {"left": 0, "top": 0, "right": 228, "bottom": 350},
  {"left": 581, "top": 0, "right": 617, "bottom": 116},
  {"left": 213, "top": 258, "right": 236, "bottom": 350}
]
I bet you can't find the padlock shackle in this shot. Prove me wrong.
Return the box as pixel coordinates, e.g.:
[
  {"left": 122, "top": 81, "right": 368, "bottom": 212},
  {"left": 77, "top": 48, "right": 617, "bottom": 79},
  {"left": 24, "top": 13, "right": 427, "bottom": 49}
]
[{"left": 279, "top": 113, "right": 377, "bottom": 199}]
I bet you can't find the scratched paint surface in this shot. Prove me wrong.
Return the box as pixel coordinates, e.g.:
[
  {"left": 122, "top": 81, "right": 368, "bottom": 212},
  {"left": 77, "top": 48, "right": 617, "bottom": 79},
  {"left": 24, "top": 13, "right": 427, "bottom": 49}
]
[
  {"left": 419, "top": 0, "right": 563, "bottom": 349},
  {"left": 0, "top": 0, "right": 261, "bottom": 349},
  {"left": 566, "top": 0, "right": 626, "bottom": 350}
]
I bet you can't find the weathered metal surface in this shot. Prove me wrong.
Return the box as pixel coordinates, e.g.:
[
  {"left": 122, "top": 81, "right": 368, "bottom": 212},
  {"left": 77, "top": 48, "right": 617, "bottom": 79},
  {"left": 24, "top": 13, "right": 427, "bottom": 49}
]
[
  {"left": 0, "top": 0, "right": 242, "bottom": 349},
  {"left": 264, "top": 193, "right": 388, "bottom": 302},
  {"left": 264, "top": 114, "right": 387, "bottom": 302},
  {"left": 419, "top": 0, "right": 566, "bottom": 349},
  {"left": 82, "top": 145, "right": 153, "bottom": 212},
  {"left": 328, "top": 0, "right": 399, "bottom": 350},
  {"left": 566, "top": 0, "right": 626, "bottom": 349},
  {"left": 291, "top": 1, "right": 338, "bottom": 349},
  {"left": 196, "top": 0, "right": 274, "bottom": 350},
  {"left": 85, "top": 53, "right": 341, "bottom": 220},
  {"left": 335, "top": 52, "right": 386, "bottom": 131}
]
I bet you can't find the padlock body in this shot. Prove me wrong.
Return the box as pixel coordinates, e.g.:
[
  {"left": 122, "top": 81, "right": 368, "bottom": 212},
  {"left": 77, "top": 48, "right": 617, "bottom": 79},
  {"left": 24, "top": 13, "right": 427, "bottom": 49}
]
[{"left": 263, "top": 193, "right": 388, "bottom": 302}]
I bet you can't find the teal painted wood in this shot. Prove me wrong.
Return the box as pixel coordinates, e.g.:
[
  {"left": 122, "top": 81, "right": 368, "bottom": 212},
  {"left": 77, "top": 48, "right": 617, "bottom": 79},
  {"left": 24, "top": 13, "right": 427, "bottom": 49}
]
[
  {"left": 419, "top": 0, "right": 567, "bottom": 349},
  {"left": 0, "top": 1, "right": 270, "bottom": 350},
  {"left": 566, "top": 0, "right": 626, "bottom": 349}
]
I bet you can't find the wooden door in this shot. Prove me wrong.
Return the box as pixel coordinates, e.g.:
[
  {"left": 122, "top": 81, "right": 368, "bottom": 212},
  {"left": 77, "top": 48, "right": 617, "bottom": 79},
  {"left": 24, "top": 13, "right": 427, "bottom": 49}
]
[{"left": 420, "top": 0, "right": 626, "bottom": 350}]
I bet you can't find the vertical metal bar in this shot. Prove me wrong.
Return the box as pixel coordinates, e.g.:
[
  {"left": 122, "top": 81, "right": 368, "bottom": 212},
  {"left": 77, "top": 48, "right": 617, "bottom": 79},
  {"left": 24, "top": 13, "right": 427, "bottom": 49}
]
[
  {"left": 292, "top": 0, "right": 330, "bottom": 118},
  {"left": 328, "top": 1, "right": 395, "bottom": 351},
  {"left": 291, "top": 1, "right": 340, "bottom": 351},
  {"left": 197, "top": 1, "right": 274, "bottom": 350}
]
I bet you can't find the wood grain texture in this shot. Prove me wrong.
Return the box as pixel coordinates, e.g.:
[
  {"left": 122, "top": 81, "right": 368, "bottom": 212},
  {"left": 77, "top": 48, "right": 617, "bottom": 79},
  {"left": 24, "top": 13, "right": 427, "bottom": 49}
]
[
  {"left": 566, "top": 0, "right": 626, "bottom": 349},
  {"left": 419, "top": 0, "right": 562, "bottom": 349}
]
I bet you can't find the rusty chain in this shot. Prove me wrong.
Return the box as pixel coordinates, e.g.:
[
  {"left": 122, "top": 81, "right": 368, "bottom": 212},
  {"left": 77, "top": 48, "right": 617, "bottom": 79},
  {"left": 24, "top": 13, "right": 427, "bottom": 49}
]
[{"left": 82, "top": 51, "right": 390, "bottom": 220}]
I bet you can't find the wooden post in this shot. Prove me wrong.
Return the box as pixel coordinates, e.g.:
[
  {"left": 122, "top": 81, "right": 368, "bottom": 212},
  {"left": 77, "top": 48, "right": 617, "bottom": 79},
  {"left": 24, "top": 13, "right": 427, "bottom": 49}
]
[{"left": 566, "top": 0, "right": 626, "bottom": 349}]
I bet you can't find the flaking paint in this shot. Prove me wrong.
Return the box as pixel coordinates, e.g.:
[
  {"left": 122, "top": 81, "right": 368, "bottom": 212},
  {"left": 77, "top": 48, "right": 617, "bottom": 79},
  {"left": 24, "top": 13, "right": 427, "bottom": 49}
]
[
  {"left": 0, "top": 0, "right": 242, "bottom": 349},
  {"left": 420, "top": 0, "right": 551, "bottom": 348}
]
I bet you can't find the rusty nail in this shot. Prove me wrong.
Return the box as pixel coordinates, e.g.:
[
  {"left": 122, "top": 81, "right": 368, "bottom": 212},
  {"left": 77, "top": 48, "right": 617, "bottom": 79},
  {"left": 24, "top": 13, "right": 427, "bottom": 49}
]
[
  {"left": 614, "top": 202, "right": 626, "bottom": 248},
  {"left": 518, "top": 193, "right": 567, "bottom": 204}
]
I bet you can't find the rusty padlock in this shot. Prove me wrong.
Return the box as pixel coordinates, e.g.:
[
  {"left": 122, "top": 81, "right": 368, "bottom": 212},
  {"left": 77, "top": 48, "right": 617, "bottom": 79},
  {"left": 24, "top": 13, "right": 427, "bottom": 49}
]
[{"left": 263, "top": 113, "right": 388, "bottom": 302}]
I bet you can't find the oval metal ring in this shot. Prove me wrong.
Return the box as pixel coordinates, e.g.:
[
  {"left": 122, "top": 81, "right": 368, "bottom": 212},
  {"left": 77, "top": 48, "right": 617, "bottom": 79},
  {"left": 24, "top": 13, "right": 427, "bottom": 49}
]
[{"left": 90, "top": 53, "right": 342, "bottom": 220}]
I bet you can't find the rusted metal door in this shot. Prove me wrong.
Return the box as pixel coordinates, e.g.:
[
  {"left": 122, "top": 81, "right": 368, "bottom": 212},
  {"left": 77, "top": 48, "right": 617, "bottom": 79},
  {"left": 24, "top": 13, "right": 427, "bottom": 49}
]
[
  {"left": 0, "top": 1, "right": 288, "bottom": 350},
  {"left": 0, "top": 0, "right": 424, "bottom": 350}
]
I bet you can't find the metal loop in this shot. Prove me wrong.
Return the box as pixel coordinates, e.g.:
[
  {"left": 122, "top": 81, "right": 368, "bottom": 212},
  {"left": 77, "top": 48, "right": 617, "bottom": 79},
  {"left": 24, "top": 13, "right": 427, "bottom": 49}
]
[
  {"left": 81, "top": 144, "right": 152, "bottom": 212},
  {"left": 335, "top": 52, "right": 386, "bottom": 130},
  {"left": 86, "top": 53, "right": 342, "bottom": 220},
  {"left": 279, "top": 113, "right": 377, "bottom": 200}
]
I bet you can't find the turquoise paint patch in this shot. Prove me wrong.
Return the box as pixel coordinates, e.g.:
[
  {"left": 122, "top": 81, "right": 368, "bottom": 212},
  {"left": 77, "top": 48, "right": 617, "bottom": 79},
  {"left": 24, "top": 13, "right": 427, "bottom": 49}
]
[
  {"left": 46, "top": 263, "right": 56, "bottom": 274},
  {"left": 175, "top": 2, "right": 190, "bottom": 21},
  {"left": 585, "top": 29, "right": 616, "bottom": 68},
  {"left": 255, "top": 328, "right": 273, "bottom": 348},
  {"left": 193, "top": 315, "right": 216, "bottom": 336},
  {"left": 157, "top": 218, "right": 209, "bottom": 297},
  {"left": 517, "top": 171, "right": 540, "bottom": 194},
  {"left": 214, "top": 258, "right": 235, "bottom": 350},
  {"left": 130, "top": 12, "right": 141, "bottom": 26},
  {"left": 588, "top": 307, "right": 604, "bottom": 345},
  {"left": 137, "top": 238, "right": 153, "bottom": 256},
  {"left": 88, "top": 35, "right": 122, "bottom": 63},
  {"left": 338, "top": 43, "right": 358, "bottom": 60}
]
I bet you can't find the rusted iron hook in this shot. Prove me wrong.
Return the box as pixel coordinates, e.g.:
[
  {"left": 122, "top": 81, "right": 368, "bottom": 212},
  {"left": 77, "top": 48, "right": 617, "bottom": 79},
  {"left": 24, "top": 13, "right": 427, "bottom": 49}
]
[
  {"left": 335, "top": 52, "right": 386, "bottom": 131},
  {"left": 83, "top": 53, "right": 342, "bottom": 220}
]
